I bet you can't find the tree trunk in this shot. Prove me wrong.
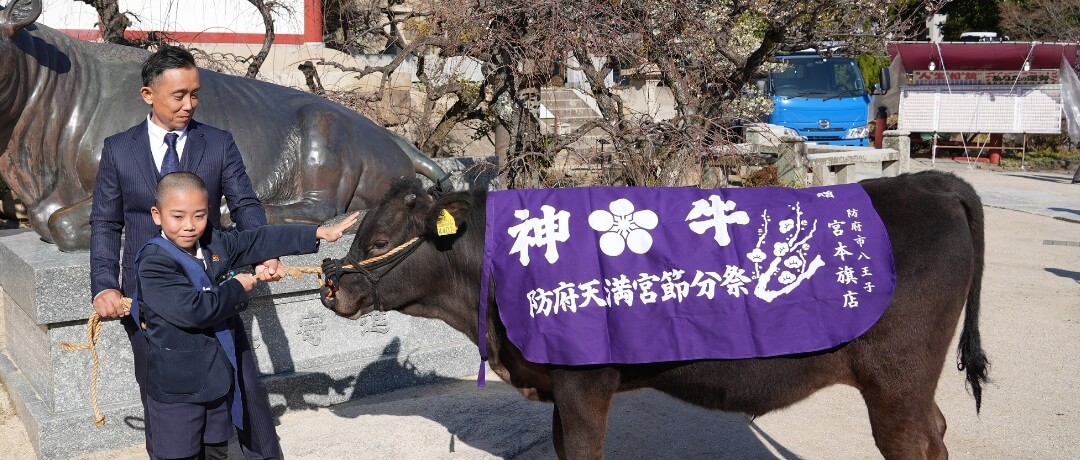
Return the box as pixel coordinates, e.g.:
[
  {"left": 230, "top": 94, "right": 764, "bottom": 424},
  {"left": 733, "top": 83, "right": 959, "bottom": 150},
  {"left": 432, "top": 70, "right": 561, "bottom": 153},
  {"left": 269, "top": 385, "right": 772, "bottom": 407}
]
[{"left": 77, "top": 0, "right": 131, "bottom": 44}]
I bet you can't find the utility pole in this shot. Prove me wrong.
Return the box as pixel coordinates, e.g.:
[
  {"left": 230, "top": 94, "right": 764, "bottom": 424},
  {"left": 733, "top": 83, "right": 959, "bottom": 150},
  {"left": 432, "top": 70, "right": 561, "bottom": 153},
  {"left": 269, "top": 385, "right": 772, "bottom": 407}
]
[{"left": 926, "top": 14, "right": 947, "bottom": 43}]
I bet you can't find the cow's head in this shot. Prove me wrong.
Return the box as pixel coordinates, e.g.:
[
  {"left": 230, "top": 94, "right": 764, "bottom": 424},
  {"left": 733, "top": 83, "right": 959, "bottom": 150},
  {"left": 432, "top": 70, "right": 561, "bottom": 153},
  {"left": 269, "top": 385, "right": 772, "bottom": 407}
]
[
  {"left": 1, "top": 0, "right": 40, "bottom": 92},
  {"left": 320, "top": 177, "right": 478, "bottom": 320}
]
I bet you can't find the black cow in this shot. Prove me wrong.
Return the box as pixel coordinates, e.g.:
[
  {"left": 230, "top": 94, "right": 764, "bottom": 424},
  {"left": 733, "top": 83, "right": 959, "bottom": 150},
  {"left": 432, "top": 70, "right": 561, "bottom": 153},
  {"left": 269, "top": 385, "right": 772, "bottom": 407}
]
[
  {"left": 0, "top": 0, "right": 446, "bottom": 251},
  {"left": 321, "top": 170, "right": 989, "bottom": 459}
]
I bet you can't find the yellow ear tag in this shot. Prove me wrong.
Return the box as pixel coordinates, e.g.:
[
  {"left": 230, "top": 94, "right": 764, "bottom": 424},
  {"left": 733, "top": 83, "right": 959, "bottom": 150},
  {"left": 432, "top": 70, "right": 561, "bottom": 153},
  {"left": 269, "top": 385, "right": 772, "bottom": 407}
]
[{"left": 436, "top": 209, "right": 458, "bottom": 236}]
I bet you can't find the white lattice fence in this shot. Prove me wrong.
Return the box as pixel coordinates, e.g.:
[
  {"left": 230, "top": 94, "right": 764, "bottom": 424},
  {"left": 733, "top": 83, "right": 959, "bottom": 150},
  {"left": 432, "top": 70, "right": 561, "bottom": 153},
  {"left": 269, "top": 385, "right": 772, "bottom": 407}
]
[{"left": 899, "top": 85, "right": 1062, "bottom": 133}]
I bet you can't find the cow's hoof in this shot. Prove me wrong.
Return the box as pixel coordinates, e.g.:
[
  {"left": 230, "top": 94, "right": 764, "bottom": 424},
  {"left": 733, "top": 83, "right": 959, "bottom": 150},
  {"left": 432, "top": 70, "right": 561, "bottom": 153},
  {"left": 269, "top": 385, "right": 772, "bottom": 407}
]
[{"left": 47, "top": 209, "right": 91, "bottom": 252}]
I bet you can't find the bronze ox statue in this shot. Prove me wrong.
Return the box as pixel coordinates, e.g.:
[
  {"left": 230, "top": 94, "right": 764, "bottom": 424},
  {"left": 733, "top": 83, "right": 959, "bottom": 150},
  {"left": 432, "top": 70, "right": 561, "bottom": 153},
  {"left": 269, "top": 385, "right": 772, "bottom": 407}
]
[{"left": 0, "top": 0, "right": 446, "bottom": 251}]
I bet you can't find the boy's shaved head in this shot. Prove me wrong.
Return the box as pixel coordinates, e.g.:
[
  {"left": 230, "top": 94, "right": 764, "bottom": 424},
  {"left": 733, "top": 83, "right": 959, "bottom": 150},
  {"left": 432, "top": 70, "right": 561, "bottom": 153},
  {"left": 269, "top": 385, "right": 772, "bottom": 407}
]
[
  {"left": 152, "top": 172, "right": 211, "bottom": 253},
  {"left": 156, "top": 172, "right": 209, "bottom": 206}
]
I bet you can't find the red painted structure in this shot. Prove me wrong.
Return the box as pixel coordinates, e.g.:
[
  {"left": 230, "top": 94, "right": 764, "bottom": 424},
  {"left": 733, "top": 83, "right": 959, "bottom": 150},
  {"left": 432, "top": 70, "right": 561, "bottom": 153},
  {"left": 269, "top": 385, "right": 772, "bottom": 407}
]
[
  {"left": 888, "top": 42, "right": 1078, "bottom": 72},
  {"left": 57, "top": 0, "right": 323, "bottom": 45}
]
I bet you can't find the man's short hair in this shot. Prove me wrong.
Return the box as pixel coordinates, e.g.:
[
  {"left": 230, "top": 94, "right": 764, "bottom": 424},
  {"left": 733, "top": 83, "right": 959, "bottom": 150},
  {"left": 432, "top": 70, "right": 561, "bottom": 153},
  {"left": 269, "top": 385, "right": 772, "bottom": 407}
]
[
  {"left": 155, "top": 172, "right": 208, "bottom": 207},
  {"left": 141, "top": 45, "right": 197, "bottom": 87}
]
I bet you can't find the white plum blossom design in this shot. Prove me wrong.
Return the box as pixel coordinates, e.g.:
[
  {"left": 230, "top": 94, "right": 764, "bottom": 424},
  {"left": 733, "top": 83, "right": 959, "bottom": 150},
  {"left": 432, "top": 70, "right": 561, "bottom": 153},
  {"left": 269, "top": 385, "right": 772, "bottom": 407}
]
[
  {"left": 589, "top": 198, "right": 659, "bottom": 256},
  {"left": 784, "top": 256, "right": 803, "bottom": 269},
  {"left": 746, "top": 203, "right": 826, "bottom": 302}
]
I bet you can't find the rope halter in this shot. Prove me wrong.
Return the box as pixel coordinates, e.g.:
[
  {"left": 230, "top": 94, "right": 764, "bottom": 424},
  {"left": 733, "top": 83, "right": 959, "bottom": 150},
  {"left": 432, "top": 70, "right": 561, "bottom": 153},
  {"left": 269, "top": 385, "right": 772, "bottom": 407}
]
[{"left": 321, "top": 236, "right": 424, "bottom": 309}]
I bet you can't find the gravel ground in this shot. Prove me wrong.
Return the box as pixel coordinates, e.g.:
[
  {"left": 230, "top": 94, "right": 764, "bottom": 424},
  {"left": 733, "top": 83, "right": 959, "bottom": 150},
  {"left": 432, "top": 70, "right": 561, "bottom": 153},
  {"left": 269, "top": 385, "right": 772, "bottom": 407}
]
[{"left": 2, "top": 160, "right": 1078, "bottom": 459}]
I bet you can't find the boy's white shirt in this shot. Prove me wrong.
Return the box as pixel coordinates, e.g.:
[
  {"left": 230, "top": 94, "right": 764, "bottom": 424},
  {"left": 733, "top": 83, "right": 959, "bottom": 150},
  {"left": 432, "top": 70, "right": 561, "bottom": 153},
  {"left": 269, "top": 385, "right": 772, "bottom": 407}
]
[{"left": 161, "top": 231, "right": 211, "bottom": 289}]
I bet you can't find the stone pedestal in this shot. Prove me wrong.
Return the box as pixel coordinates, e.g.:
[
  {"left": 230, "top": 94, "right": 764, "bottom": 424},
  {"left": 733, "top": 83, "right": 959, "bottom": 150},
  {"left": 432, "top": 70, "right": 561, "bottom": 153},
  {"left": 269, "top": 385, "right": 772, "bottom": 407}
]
[
  {"left": 0, "top": 158, "right": 496, "bottom": 459},
  {"left": 776, "top": 136, "right": 809, "bottom": 186},
  {"left": 882, "top": 130, "right": 911, "bottom": 175}
]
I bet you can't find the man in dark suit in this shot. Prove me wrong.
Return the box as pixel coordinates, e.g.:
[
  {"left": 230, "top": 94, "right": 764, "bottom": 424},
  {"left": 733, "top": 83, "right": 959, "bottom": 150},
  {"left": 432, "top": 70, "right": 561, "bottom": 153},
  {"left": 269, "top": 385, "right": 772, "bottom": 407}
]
[{"left": 90, "top": 45, "right": 284, "bottom": 459}]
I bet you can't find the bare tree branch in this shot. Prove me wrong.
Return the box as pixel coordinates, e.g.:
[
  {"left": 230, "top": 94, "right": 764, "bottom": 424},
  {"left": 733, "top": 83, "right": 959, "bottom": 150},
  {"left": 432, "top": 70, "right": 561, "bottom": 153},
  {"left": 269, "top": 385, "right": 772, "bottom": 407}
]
[{"left": 244, "top": 0, "right": 277, "bottom": 78}]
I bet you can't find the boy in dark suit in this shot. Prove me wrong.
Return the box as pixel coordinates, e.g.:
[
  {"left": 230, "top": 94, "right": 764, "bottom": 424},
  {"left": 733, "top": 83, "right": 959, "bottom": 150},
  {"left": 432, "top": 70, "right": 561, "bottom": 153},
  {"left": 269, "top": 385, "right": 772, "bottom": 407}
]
[
  {"left": 90, "top": 45, "right": 286, "bottom": 458},
  {"left": 135, "top": 172, "right": 358, "bottom": 459}
]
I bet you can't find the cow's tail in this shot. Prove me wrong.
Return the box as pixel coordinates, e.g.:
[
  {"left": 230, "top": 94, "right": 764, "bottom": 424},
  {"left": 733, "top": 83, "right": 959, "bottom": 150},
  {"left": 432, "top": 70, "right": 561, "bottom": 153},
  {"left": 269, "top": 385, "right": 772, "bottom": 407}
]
[
  {"left": 955, "top": 177, "right": 990, "bottom": 414},
  {"left": 388, "top": 131, "right": 451, "bottom": 190}
]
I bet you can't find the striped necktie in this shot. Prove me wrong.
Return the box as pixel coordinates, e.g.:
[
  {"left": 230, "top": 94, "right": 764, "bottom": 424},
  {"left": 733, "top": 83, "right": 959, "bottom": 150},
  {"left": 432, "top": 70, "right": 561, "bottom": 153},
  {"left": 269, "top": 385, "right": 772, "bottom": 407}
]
[{"left": 161, "top": 132, "right": 180, "bottom": 176}]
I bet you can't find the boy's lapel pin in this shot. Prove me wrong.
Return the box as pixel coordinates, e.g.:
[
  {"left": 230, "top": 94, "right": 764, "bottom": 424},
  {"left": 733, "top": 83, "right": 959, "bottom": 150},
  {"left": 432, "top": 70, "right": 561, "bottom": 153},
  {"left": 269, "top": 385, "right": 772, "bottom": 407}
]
[{"left": 212, "top": 254, "right": 221, "bottom": 262}]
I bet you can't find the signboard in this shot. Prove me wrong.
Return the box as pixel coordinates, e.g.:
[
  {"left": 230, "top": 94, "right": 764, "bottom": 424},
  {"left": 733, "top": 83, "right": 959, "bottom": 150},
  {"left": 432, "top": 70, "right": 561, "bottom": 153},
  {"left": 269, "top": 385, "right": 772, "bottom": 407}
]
[{"left": 912, "top": 70, "right": 1059, "bottom": 86}]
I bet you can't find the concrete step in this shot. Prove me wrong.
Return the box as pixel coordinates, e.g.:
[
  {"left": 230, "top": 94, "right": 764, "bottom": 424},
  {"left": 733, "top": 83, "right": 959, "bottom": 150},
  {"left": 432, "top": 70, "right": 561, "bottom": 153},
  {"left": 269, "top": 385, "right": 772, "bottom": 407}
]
[
  {"left": 544, "top": 107, "right": 599, "bottom": 118},
  {"left": 542, "top": 96, "right": 589, "bottom": 105},
  {"left": 540, "top": 88, "right": 581, "bottom": 100},
  {"left": 542, "top": 96, "right": 591, "bottom": 106},
  {"left": 543, "top": 98, "right": 595, "bottom": 110},
  {"left": 546, "top": 118, "right": 603, "bottom": 134}
]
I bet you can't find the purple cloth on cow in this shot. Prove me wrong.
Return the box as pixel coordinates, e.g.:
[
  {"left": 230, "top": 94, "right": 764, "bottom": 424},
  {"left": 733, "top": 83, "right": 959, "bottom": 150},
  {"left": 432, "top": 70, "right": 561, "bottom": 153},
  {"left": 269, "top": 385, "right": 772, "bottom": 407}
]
[{"left": 479, "top": 184, "right": 895, "bottom": 365}]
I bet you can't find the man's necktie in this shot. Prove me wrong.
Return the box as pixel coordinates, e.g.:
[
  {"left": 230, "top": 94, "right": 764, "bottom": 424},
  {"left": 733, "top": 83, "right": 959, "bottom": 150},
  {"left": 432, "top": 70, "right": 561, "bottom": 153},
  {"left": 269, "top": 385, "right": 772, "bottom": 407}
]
[{"left": 161, "top": 132, "right": 180, "bottom": 176}]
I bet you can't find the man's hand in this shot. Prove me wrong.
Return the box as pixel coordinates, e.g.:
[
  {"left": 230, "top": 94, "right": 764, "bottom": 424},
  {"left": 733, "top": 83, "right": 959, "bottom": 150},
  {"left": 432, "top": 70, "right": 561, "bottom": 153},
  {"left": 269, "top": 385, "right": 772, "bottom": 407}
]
[
  {"left": 92, "top": 289, "right": 127, "bottom": 319},
  {"left": 317, "top": 212, "right": 361, "bottom": 243},
  {"left": 234, "top": 273, "right": 259, "bottom": 292},
  {"left": 255, "top": 258, "right": 285, "bottom": 282}
]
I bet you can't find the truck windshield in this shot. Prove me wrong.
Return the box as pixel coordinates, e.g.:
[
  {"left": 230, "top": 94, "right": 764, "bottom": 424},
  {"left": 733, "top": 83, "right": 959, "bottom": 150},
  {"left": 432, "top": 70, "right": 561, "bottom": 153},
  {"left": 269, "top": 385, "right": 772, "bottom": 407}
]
[{"left": 770, "top": 57, "right": 866, "bottom": 99}]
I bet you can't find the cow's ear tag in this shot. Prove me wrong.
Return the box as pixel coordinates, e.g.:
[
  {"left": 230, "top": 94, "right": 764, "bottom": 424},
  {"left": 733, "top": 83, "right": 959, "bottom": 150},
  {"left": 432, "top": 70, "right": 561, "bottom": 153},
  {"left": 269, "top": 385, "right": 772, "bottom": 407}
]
[{"left": 436, "top": 209, "right": 458, "bottom": 236}]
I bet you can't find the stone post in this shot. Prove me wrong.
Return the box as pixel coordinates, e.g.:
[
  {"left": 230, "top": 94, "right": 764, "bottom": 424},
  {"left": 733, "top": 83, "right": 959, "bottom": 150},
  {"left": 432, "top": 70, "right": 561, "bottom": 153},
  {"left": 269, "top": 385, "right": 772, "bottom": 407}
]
[
  {"left": 882, "top": 130, "right": 911, "bottom": 176},
  {"left": 776, "top": 136, "right": 809, "bottom": 186},
  {"left": 743, "top": 124, "right": 772, "bottom": 151}
]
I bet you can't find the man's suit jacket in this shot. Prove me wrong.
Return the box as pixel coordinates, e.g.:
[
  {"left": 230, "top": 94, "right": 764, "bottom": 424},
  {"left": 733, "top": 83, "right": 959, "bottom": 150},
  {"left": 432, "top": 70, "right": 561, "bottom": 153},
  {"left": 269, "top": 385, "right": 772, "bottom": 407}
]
[
  {"left": 90, "top": 119, "right": 267, "bottom": 297},
  {"left": 136, "top": 225, "right": 318, "bottom": 404}
]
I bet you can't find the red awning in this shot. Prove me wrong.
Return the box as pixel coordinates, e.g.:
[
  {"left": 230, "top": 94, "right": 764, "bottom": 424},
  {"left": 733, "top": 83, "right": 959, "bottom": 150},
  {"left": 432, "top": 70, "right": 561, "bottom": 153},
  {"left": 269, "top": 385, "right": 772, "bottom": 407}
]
[{"left": 887, "top": 42, "right": 1078, "bottom": 72}]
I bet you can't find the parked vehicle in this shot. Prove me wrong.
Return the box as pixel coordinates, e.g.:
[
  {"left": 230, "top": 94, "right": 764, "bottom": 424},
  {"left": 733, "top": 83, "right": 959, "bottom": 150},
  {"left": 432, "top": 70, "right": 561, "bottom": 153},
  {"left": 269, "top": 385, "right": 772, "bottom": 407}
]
[
  {"left": 761, "top": 52, "right": 889, "bottom": 146},
  {"left": 959, "top": 31, "right": 1009, "bottom": 42}
]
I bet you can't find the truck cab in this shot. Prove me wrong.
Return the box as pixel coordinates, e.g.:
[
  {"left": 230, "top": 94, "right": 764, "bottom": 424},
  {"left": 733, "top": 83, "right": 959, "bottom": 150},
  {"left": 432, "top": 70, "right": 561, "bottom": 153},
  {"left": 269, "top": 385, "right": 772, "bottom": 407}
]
[
  {"left": 766, "top": 53, "right": 881, "bottom": 146},
  {"left": 958, "top": 32, "right": 1009, "bottom": 42}
]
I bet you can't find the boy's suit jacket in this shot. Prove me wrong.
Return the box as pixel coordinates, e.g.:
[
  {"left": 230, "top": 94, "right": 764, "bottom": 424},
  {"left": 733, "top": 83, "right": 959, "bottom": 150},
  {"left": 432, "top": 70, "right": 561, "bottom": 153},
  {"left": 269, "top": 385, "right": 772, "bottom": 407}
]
[
  {"left": 90, "top": 119, "right": 267, "bottom": 298},
  {"left": 136, "top": 224, "right": 318, "bottom": 404}
]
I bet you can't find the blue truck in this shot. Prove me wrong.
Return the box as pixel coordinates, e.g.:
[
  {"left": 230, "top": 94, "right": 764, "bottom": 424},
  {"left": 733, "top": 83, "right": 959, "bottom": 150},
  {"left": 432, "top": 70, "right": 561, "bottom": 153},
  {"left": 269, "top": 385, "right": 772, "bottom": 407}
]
[{"left": 764, "top": 52, "right": 890, "bottom": 146}]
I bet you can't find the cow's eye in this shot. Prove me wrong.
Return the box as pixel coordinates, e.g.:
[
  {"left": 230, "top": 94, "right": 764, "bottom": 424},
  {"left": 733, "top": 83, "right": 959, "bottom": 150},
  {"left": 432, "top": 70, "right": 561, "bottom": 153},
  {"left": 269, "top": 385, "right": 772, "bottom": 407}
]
[{"left": 371, "top": 240, "right": 389, "bottom": 251}]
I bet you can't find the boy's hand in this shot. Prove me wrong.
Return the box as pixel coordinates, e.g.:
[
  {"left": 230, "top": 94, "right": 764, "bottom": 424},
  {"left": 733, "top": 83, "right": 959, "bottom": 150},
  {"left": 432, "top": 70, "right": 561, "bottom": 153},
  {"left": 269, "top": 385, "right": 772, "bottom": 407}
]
[
  {"left": 255, "top": 259, "right": 284, "bottom": 282},
  {"left": 234, "top": 273, "right": 259, "bottom": 292},
  {"left": 317, "top": 212, "right": 360, "bottom": 242}
]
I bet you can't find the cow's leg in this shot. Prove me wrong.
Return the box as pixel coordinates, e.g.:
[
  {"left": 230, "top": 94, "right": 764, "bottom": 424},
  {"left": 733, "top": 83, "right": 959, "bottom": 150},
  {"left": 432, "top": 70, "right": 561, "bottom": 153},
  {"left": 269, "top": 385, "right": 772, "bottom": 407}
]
[
  {"left": 934, "top": 402, "right": 947, "bottom": 439},
  {"left": 260, "top": 106, "right": 355, "bottom": 224},
  {"left": 549, "top": 367, "right": 619, "bottom": 460},
  {"left": 551, "top": 405, "right": 565, "bottom": 459},
  {"left": 47, "top": 196, "right": 93, "bottom": 251},
  {"left": 861, "top": 386, "right": 948, "bottom": 459}
]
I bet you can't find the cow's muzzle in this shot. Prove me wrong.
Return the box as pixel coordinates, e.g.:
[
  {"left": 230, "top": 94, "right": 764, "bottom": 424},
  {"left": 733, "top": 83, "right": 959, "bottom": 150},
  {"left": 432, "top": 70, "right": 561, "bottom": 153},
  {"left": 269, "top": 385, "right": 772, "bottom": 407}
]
[{"left": 320, "top": 236, "right": 424, "bottom": 312}]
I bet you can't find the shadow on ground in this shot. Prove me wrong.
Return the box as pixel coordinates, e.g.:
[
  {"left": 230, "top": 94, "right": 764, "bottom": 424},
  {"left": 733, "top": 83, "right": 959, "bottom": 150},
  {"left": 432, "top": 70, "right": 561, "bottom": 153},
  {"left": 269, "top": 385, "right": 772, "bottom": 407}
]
[
  {"left": 318, "top": 343, "right": 804, "bottom": 459},
  {"left": 1001, "top": 173, "right": 1076, "bottom": 184},
  {"left": 1048, "top": 207, "right": 1080, "bottom": 217},
  {"left": 1046, "top": 268, "right": 1080, "bottom": 283}
]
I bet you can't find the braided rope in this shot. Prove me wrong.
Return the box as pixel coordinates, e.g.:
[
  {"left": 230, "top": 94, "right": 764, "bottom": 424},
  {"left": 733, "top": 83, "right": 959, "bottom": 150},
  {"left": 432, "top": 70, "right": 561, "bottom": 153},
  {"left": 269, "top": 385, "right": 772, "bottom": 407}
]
[
  {"left": 61, "top": 263, "right": 333, "bottom": 427},
  {"left": 60, "top": 297, "right": 132, "bottom": 427},
  {"left": 357, "top": 237, "right": 420, "bottom": 267},
  {"left": 64, "top": 234, "right": 423, "bottom": 427},
  {"left": 283, "top": 266, "right": 326, "bottom": 286}
]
